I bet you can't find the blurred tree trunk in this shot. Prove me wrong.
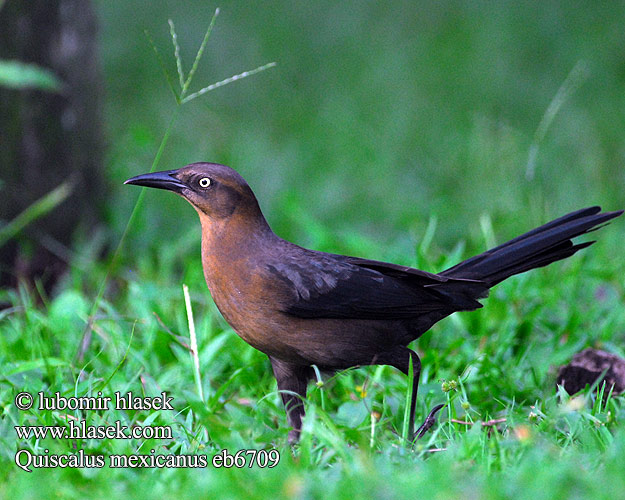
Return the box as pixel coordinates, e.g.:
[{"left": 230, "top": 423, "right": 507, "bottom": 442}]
[{"left": 0, "top": 0, "right": 104, "bottom": 291}]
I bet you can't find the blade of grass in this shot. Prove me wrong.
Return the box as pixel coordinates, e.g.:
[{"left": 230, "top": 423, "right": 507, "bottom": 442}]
[
  {"left": 6, "top": 358, "right": 69, "bottom": 376},
  {"left": 144, "top": 29, "right": 180, "bottom": 103},
  {"left": 94, "top": 321, "right": 136, "bottom": 392},
  {"left": 526, "top": 59, "right": 589, "bottom": 180},
  {"left": 168, "top": 19, "right": 185, "bottom": 89},
  {"left": 479, "top": 212, "right": 497, "bottom": 250},
  {"left": 182, "top": 8, "right": 220, "bottom": 95},
  {"left": 181, "top": 62, "right": 277, "bottom": 104},
  {"left": 77, "top": 108, "right": 180, "bottom": 361},
  {"left": 418, "top": 215, "right": 437, "bottom": 257},
  {"left": 401, "top": 354, "right": 414, "bottom": 442},
  {"left": 370, "top": 410, "right": 377, "bottom": 448},
  {"left": 0, "top": 180, "right": 73, "bottom": 249},
  {"left": 311, "top": 364, "right": 325, "bottom": 410},
  {"left": 183, "top": 284, "right": 204, "bottom": 401}
]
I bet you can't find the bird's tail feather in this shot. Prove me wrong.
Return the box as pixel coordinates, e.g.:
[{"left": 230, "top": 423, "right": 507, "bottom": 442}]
[{"left": 441, "top": 206, "right": 623, "bottom": 287}]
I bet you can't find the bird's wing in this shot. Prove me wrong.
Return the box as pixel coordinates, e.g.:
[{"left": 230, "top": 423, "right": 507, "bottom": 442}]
[{"left": 267, "top": 252, "right": 488, "bottom": 320}]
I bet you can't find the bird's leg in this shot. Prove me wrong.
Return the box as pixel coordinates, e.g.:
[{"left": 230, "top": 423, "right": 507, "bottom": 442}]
[
  {"left": 406, "top": 348, "right": 421, "bottom": 438},
  {"left": 379, "top": 347, "right": 443, "bottom": 441},
  {"left": 269, "top": 357, "right": 312, "bottom": 444},
  {"left": 414, "top": 403, "right": 445, "bottom": 439}
]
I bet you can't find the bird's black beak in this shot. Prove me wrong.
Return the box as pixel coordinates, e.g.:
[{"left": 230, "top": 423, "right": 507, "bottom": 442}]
[{"left": 124, "top": 170, "right": 186, "bottom": 193}]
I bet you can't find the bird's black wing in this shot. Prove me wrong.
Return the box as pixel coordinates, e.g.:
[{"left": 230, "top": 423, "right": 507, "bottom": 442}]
[{"left": 268, "top": 251, "right": 488, "bottom": 320}]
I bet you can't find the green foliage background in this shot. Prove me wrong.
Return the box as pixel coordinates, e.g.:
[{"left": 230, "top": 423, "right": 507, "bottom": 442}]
[
  {"left": 2, "top": 1, "right": 625, "bottom": 498},
  {"left": 102, "top": 1, "right": 625, "bottom": 251}
]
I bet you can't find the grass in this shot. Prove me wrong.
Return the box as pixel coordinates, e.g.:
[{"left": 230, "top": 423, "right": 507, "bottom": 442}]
[
  {"left": 1, "top": 226, "right": 624, "bottom": 498},
  {"left": 2, "top": 1, "right": 625, "bottom": 498}
]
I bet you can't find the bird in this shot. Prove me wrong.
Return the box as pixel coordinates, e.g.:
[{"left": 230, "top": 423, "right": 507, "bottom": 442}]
[{"left": 125, "top": 162, "right": 623, "bottom": 443}]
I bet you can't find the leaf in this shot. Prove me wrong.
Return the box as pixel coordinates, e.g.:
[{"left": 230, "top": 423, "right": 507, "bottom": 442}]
[
  {"left": 6, "top": 358, "right": 70, "bottom": 376},
  {"left": 0, "top": 59, "right": 62, "bottom": 91},
  {"left": 335, "top": 401, "right": 369, "bottom": 427}
]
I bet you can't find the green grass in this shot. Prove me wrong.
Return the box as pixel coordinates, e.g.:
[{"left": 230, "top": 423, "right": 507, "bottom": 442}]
[
  {"left": 2, "top": 1, "right": 625, "bottom": 498},
  {"left": 1, "top": 227, "right": 624, "bottom": 498}
]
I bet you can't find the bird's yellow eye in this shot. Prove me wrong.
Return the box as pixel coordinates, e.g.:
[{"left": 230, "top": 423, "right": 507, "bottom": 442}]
[{"left": 198, "top": 177, "right": 211, "bottom": 188}]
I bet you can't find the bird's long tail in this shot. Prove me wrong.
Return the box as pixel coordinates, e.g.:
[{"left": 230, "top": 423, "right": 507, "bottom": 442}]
[{"left": 441, "top": 206, "right": 623, "bottom": 287}]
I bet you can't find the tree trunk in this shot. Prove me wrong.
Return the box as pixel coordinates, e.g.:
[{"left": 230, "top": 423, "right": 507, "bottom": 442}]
[{"left": 0, "top": 0, "right": 104, "bottom": 290}]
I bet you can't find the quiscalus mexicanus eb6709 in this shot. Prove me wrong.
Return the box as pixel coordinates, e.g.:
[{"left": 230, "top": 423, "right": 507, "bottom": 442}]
[{"left": 125, "top": 163, "right": 622, "bottom": 443}]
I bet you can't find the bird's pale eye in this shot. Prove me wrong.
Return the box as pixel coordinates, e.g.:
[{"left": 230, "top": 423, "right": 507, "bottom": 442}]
[{"left": 198, "top": 177, "right": 211, "bottom": 188}]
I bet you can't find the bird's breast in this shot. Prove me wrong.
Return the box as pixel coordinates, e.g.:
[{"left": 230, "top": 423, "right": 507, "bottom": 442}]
[{"left": 200, "top": 251, "right": 296, "bottom": 358}]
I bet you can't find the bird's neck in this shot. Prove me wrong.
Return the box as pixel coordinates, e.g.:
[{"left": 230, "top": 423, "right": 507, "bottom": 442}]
[
  {"left": 195, "top": 209, "right": 278, "bottom": 327},
  {"left": 195, "top": 209, "right": 276, "bottom": 261}
]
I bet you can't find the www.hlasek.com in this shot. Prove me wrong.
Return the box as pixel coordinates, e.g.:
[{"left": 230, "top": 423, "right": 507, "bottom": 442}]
[{"left": 14, "top": 391, "right": 280, "bottom": 472}]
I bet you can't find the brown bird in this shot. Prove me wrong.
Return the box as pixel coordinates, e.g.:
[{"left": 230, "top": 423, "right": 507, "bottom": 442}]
[{"left": 125, "top": 162, "right": 622, "bottom": 443}]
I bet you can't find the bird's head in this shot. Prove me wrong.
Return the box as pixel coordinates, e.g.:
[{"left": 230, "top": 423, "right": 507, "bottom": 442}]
[{"left": 125, "top": 162, "right": 266, "bottom": 225}]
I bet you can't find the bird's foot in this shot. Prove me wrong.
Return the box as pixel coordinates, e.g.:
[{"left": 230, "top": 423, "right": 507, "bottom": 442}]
[{"left": 414, "top": 403, "right": 445, "bottom": 440}]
